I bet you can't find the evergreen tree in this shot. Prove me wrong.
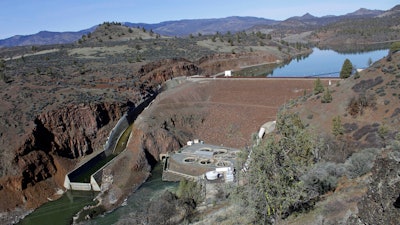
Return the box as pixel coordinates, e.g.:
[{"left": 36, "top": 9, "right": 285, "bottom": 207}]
[
  {"left": 235, "top": 111, "right": 316, "bottom": 224},
  {"left": 321, "top": 87, "right": 332, "bottom": 103},
  {"left": 332, "top": 116, "right": 344, "bottom": 137},
  {"left": 313, "top": 78, "right": 324, "bottom": 95},
  {"left": 340, "top": 59, "right": 353, "bottom": 79}
]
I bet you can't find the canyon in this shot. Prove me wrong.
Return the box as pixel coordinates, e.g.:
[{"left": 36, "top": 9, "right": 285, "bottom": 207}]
[{"left": 0, "top": 36, "right": 306, "bottom": 223}]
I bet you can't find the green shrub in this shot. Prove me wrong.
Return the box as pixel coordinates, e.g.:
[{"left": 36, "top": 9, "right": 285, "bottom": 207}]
[
  {"left": 176, "top": 179, "right": 203, "bottom": 204},
  {"left": 313, "top": 78, "right": 324, "bottom": 94},
  {"left": 389, "top": 42, "right": 400, "bottom": 54},
  {"left": 332, "top": 116, "right": 344, "bottom": 137}
]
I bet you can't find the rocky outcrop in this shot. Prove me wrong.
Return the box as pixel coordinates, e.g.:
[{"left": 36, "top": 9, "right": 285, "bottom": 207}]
[
  {"left": 35, "top": 103, "right": 125, "bottom": 158},
  {"left": 138, "top": 58, "right": 200, "bottom": 86},
  {"left": 351, "top": 150, "right": 400, "bottom": 224},
  {"left": 0, "top": 102, "right": 129, "bottom": 215}
]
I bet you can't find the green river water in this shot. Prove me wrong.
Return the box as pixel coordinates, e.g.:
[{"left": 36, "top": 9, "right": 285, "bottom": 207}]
[
  {"left": 18, "top": 164, "right": 177, "bottom": 225},
  {"left": 18, "top": 122, "right": 177, "bottom": 225},
  {"left": 18, "top": 191, "right": 96, "bottom": 225},
  {"left": 86, "top": 164, "right": 178, "bottom": 225}
]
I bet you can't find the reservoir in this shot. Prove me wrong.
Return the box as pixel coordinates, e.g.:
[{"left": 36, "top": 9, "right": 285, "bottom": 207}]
[{"left": 269, "top": 48, "right": 389, "bottom": 77}]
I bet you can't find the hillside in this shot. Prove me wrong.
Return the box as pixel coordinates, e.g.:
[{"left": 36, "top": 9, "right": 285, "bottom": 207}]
[
  {"left": 184, "top": 49, "right": 400, "bottom": 225},
  {"left": 125, "top": 16, "right": 277, "bottom": 36},
  {"left": 309, "top": 5, "right": 400, "bottom": 49},
  {"left": 278, "top": 46, "right": 400, "bottom": 225}
]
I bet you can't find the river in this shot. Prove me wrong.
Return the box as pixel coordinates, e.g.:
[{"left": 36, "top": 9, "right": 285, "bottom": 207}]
[
  {"left": 269, "top": 48, "right": 388, "bottom": 77},
  {"left": 85, "top": 164, "right": 178, "bottom": 225},
  {"left": 18, "top": 191, "right": 96, "bottom": 225}
]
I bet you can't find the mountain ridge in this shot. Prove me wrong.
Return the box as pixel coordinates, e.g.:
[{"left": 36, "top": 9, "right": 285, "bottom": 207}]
[{"left": 0, "top": 6, "right": 396, "bottom": 47}]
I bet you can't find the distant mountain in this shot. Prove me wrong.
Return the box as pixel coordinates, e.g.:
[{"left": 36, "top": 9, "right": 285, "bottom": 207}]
[
  {"left": 279, "top": 8, "right": 384, "bottom": 28},
  {"left": 0, "top": 27, "right": 96, "bottom": 47},
  {"left": 124, "top": 16, "right": 278, "bottom": 36},
  {"left": 345, "top": 8, "right": 383, "bottom": 17},
  {"left": 0, "top": 6, "right": 395, "bottom": 47},
  {"left": 287, "top": 13, "right": 317, "bottom": 21}
]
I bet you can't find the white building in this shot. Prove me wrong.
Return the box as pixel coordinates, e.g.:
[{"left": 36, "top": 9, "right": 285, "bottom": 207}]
[{"left": 224, "top": 70, "right": 232, "bottom": 77}]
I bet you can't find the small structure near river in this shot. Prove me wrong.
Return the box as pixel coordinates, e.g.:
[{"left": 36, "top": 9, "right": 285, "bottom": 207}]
[{"left": 162, "top": 141, "right": 240, "bottom": 183}]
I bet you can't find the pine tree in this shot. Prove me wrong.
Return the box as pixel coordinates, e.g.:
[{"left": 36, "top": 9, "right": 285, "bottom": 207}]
[
  {"left": 313, "top": 78, "right": 324, "bottom": 95},
  {"left": 332, "top": 116, "right": 344, "bottom": 137},
  {"left": 321, "top": 87, "right": 332, "bottom": 103},
  {"left": 340, "top": 59, "right": 353, "bottom": 79}
]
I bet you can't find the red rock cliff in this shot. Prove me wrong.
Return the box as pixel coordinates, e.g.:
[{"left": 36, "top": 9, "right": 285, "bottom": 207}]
[{"left": 0, "top": 102, "right": 128, "bottom": 213}]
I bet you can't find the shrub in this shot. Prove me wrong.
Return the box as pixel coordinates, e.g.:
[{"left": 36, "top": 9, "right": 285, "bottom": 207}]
[
  {"left": 347, "top": 93, "right": 376, "bottom": 117},
  {"left": 176, "top": 179, "right": 203, "bottom": 204},
  {"left": 301, "top": 162, "right": 344, "bottom": 196},
  {"left": 352, "top": 76, "right": 383, "bottom": 93},
  {"left": 389, "top": 41, "right": 400, "bottom": 54},
  {"left": 345, "top": 148, "right": 381, "bottom": 179}
]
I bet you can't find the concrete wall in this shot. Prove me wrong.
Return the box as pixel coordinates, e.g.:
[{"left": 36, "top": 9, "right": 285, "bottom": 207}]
[
  {"left": 103, "top": 93, "right": 158, "bottom": 156},
  {"left": 103, "top": 115, "right": 130, "bottom": 156},
  {"left": 91, "top": 176, "right": 101, "bottom": 191},
  {"left": 69, "top": 182, "right": 92, "bottom": 191}
]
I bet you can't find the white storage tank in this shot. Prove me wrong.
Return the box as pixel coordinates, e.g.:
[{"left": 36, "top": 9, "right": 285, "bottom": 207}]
[{"left": 205, "top": 171, "right": 219, "bottom": 180}]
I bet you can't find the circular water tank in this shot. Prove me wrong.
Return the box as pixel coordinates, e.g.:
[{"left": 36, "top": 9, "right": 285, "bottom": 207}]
[{"left": 205, "top": 171, "right": 219, "bottom": 180}]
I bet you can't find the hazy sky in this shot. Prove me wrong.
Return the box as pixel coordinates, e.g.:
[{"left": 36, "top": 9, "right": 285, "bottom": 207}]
[{"left": 0, "top": 0, "right": 398, "bottom": 39}]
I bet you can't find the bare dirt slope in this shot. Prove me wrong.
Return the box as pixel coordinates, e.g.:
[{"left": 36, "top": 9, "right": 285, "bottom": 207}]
[{"left": 137, "top": 77, "right": 332, "bottom": 149}]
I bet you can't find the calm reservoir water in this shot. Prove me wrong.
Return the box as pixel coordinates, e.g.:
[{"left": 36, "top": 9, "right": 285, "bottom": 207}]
[{"left": 269, "top": 48, "right": 388, "bottom": 77}]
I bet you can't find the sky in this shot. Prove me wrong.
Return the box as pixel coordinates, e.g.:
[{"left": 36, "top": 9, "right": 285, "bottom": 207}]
[{"left": 0, "top": 0, "right": 398, "bottom": 39}]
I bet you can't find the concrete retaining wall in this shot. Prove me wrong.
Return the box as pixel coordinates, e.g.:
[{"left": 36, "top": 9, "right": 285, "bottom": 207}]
[
  {"left": 103, "top": 93, "right": 157, "bottom": 156},
  {"left": 103, "top": 115, "right": 130, "bottom": 156},
  {"left": 69, "top": 182, "right": 92, "bottom": 191},
  {"left": 90, "top": 176, "right": 101, "bottom": 191}
]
